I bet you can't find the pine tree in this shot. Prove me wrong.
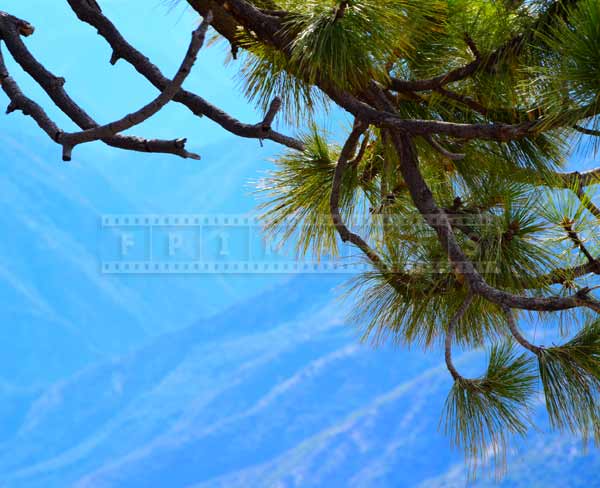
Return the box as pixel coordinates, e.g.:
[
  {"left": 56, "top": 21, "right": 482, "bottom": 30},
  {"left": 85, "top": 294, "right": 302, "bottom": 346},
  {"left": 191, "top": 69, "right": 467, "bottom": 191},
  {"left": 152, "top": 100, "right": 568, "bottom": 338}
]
[{"left": 2, "top": 0, "right": 600, "bottom": 475}]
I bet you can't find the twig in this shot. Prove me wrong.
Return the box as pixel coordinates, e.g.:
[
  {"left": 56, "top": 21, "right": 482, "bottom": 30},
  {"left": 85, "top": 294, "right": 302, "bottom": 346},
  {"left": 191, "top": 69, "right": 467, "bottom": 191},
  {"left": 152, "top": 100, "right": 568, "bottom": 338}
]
[
  {"left": 0, "top": 48, "right": 62, "bottom": 143},
  {"left": 445, "top": 292, "right": 475, "bottom": 381},
  {"left": 0, "top": 11, "right": 200, "bottom": 160},
  {"left": 66, "top": 0, "right": 304, "bottom": 151},
  {"left": 463, "top": 33, "right": 481, "bottom": 60},
  {"left": 57, "top": 14, "right": 212, "bottom": 161},
  {"left": 260, "top": 96, "right": 282, "bottom": 131},
  {"left": 502, "top": 306, "right": 542, "bottom": 355},
  {"left": 424, "top": 134, "right": 466, "bottom": 160},
  {"left": 348, "top": 130, "right": 370, "bottom": 167},
  {"left": 561, "top": 218, "right": 600, "bottom": 271},
  {"left": 574, "top": 125, "right": 600, "bottom": 137},
  {"left": 329, "top": 119, "right": 385, "bottom": 268}
]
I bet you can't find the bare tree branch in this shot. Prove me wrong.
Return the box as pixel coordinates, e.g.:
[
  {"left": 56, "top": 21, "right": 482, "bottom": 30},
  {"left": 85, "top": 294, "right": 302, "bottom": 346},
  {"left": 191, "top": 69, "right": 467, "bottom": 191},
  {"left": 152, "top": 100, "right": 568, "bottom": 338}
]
[
  {"left": 66, "top": 0, "right": 304, "bottom": 151},
  {"left": 57, "top": 13, "right": 212, "bottom": 160},
  {"left": 260, "top": 96, "right": 282, "bottom": 131},
  {"left": 0, "top": 11, "right": 201, "bottom": 160},
  {"left": 0, "top": 47, "right": 62, "bottom": 143}
]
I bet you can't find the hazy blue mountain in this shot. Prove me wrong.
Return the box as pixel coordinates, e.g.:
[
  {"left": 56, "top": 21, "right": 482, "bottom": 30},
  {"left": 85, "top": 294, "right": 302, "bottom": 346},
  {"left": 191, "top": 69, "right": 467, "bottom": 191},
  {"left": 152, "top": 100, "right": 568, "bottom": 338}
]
[
  {"left": 0, "top": 274, "right": 597, "bottom": 488},
  {"left": 0, "top": 128, "right": 290, "bottom": 386}
]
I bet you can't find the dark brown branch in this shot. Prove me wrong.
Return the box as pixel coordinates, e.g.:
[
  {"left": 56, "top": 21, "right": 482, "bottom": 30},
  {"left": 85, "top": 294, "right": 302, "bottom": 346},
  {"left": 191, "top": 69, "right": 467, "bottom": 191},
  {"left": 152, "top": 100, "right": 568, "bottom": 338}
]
[
  {"left": 445, "top": 292, "right": 475, "bottom": 381},
  {"left": 389, "top": 130, "right": 600, "bottom": 314},
  {"left": 463, "top": 33, "right": 480, "bottom": 60},
  {"left": 574, "top": 125, "right": 600, "bottom": 137},
  {"left": 561, "top": 219, "right": 600, "bottom": 271},
  {"left": 0, "top": 47, "right": 63, "bottom": 143},
  {"left": 334, "top": 1, "right": 348, "bottom": 21},
  {"left": 502, "top": 306, "right": 542, "bottom": 355},
  {"left": 67, "top": 0, "right": 304, "bottom": 152},
  {"left": 424, "top": 134, "right": 466, "bottom": 160},
  {"left": 329, "top": 119, "right": 386, "bottom": 268},
  {"left": 334, "top": 87, "right": 600, "bottom": 142},
  {"left": 0, "top": 11, "right": 200, "bottom": 160},
  {"left": 260, "top": 96, "right": 282, "bottom": 131},
  {"left": 349, "top": 131, "right": 370, "bottom": 168},
  {"left": 57, "top": 14, "right": 211, "bottom": 161}
]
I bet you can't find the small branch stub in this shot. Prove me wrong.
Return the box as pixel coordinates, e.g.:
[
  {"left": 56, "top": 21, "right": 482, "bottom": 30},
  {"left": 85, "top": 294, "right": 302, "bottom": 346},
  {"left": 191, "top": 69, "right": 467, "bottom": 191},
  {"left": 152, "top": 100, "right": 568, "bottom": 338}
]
[
  {"left": 17, "top": 21, "right": 34, "bottom": 37},
  {"left": 261, "top": 97, "right": 282, "bottom": 131}
]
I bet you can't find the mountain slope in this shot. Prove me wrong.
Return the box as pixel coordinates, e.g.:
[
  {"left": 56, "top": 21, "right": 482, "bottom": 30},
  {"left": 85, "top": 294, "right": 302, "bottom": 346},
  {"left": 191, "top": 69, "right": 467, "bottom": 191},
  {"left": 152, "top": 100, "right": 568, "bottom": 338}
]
[
  {"left": 0, "top": 127, "right": 291, "bottom": 386},
  {"left": 0, "top": 275, "right": 597, "bottom": 488}
]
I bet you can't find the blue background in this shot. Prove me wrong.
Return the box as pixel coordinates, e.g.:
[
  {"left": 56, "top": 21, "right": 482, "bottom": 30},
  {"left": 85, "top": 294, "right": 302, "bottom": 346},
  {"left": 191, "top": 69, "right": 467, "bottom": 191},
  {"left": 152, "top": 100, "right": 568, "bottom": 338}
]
[{"left": 0, "top": 1, "right": 598, "bottom": 486}]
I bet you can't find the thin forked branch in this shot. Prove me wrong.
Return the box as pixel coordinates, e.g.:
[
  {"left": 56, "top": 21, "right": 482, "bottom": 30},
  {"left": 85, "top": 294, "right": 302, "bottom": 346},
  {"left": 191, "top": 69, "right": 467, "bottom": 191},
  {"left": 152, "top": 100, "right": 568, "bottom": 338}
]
[
  {"left": 56, "top": 13, "right": 212, "bottom": 160},
  {"left": 0, "top": 11, "right": 200, "bottom": 160},
  {"left": 66, "top": 0, "right": 304, "bottom": 152}
]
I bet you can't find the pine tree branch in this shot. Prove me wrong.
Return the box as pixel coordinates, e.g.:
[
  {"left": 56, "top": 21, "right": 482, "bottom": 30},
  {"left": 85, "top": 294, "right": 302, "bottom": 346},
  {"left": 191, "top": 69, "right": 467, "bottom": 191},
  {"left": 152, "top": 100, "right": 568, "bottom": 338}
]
[
  {"left": 329, "top": 119, "right": 386, "bottom": 269},
  {"left": 0, "top": 11, "right": 200, "bottom": 160},
  {"left": 56, "top": 15, "right": 211, "bottom": 161},
  {"left": 188, "top": 0, "right": 599, "bottom": 143},
  {"left": 445, "top": 292, "right": 475, "bottom": 381},
  {"left": 502, "top": 306, "right": 542, "bottom": 354},
  {"left": 561, "top": 219, "right": 600, "bottom": 270},
  {"left": 66, "top": 0, "right": 304, "bottom": 152},
  {"left": 388, "top": 130, "right": 600, "bottom": 314},
  {"left": 389, "top": 0, "right": 581, "bottom": 93}
]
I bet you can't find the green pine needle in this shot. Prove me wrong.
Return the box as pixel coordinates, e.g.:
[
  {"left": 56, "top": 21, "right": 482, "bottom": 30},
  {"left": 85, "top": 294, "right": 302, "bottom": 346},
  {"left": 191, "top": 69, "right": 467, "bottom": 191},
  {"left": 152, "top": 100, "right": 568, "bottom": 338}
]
[
  {"left": 537, "top": 321, "right": 600, "bottom": 443},
  {"left": 257, "top": 126, "right": 372, "bottom": 257},
  {"left": 443, "top": 343, "right": 536, "bottom": 476}
]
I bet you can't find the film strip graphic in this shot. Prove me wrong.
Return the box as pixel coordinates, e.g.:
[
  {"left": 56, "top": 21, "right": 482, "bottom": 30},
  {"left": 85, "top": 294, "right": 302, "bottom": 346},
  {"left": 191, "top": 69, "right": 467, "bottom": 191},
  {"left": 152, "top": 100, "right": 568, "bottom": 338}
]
[{"left": 100, "top": 214, "right": 369, "bottom": 274}]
